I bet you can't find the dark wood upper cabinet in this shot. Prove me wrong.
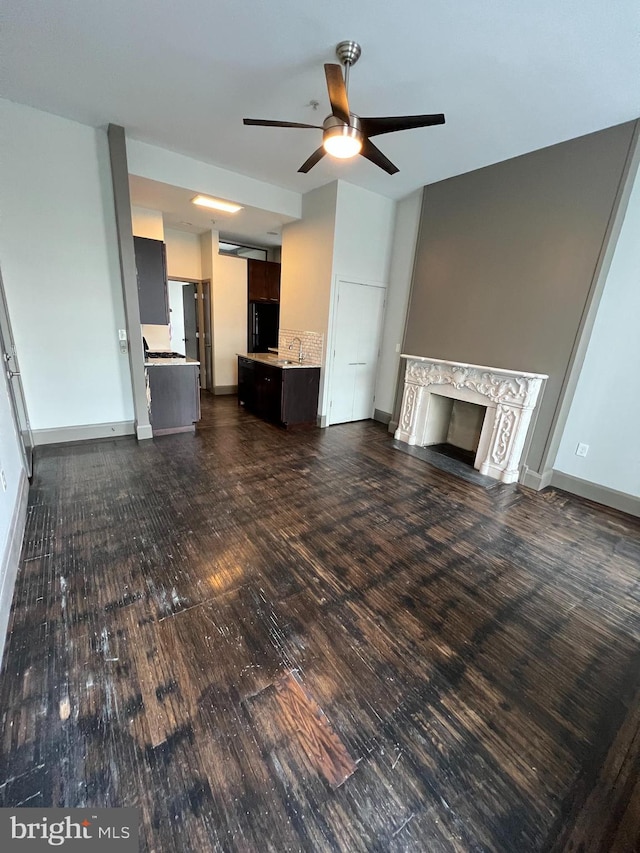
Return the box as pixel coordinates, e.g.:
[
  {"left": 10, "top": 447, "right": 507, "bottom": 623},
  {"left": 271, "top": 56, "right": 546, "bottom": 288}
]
[
  {"left": 248, "top": 259, "right": 280, "bottom": 303},
  {"left": 265, "top": 261, "right": 281, "bottom": 302},
  {"left": 134, "top": 236, "right": 169, "bottom": 325}
]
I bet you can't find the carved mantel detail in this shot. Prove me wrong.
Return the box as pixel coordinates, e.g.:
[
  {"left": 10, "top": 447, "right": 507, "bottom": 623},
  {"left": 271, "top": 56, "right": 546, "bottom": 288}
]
[{"left": 395, "top": 355, "right": 547, "bottom": 484}]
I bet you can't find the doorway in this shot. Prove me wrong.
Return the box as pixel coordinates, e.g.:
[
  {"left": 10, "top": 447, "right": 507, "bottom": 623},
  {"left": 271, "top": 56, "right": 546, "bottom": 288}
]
[
  {"left": 0, "top": 269, "right": 33, "bottom": 476},
  {"left": 168, "top": 278, "right": 212, "bottom": 392},
  {"left": 182, "top": 283, "right": 198, "bottom": 361},
  {"left": 328, "top": 278, "right": 386, "bottom": 425}
]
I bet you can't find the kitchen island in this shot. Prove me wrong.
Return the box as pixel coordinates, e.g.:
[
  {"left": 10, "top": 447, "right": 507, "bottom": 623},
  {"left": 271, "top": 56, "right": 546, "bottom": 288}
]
[
  {"left": 145, "top": 356, "right": 200, "bottom": 435},
  {"left": 237, "top": 352, "right": 320, "bottom": 427}
]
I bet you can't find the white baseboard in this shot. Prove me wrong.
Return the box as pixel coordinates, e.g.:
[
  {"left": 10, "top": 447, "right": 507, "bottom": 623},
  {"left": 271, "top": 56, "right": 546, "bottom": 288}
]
[
  {"left": 373, "top": 409, "right": 392, "bottom": 425},
  {"left": 519, "top": 467, "right": 553, "bottom": 490},
  {"left": 136, "top": 423, "right": 153, "bottom": 440},
  {"left": 0, "top": 468, "right": 29, "bottom": 667},
  {"left": 549, "top": 471, "right": 640, "bottom": 518},
  {"left": 33, "top": 420, "right": 135, "bottom": 446},
  {"left": 214, "top": 385, "right": 238, "bottom": 396}
]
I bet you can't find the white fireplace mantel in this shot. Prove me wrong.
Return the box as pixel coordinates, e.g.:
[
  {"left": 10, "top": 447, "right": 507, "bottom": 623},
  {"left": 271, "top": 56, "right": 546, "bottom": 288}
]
[{"left": 395, "top": 355, "right": 548, "bottom": 484}]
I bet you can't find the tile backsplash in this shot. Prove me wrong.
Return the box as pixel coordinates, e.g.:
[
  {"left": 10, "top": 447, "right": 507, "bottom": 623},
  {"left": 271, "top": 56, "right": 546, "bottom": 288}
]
[{"left": 278, "top": 328, "right": 324, "bottom": 365}]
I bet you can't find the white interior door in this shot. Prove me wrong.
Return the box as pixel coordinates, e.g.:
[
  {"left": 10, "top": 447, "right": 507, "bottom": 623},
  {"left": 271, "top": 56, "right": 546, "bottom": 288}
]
[{"left": 329, "top": 279, "right": 385, "bottom": 425}]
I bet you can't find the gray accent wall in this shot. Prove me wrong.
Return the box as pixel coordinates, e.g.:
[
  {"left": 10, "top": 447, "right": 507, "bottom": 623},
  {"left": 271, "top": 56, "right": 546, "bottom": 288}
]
[{"left": 403, "top": 121, "right": 637, "bottom": 472}]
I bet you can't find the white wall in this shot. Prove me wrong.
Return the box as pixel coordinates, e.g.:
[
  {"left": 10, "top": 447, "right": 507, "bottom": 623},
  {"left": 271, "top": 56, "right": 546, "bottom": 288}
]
[
  {"left": 131, "top": 216, "right": 202, "bottom": 281},
  {"left": 321, "top": 181, "right": 395, "bottom": 421},
  {"left": 281, "top": 180, "right": 397, "bottom": 422},
  {"left": 165, "top": 229, "right": 202, "bottom": 280},
  {"left": 201, "top": 231, "right": 213, "bottom": 282},
  {"left": 374, "top": 190, "right": 423, "bottom": 417},
  {"left": 127, "top": 139, "right": 301, "bottom": 221},
  {"left": 212, "top": 255, "right": 247, "bottom": 389},
  {"left": 554, "top": 163, "right": 640, "bottom": 497},
  {"left": 0, "top": 100, "right": 133, "bottom": 431},
  {"left": 280, "top": 182, "right": 338, "bottom": 336},
  {"left": 200, "top": 230, "right": 247, "bottom": 390},
  {"left": 131, "top": 206, "right": 164, "bottom": 240},
  {"left": 332, "top": 181, "right": 395, "bottom": 283}
]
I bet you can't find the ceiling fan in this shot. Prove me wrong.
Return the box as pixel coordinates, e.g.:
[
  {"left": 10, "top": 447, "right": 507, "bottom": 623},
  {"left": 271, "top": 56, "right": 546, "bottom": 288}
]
[{"left": 243, "top": 40, "right": 445, "bottom": 175}]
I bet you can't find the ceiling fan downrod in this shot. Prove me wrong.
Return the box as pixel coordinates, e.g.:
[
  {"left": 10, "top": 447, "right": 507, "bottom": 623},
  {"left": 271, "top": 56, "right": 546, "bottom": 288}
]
[{"left": 335, "top": 40, "right": 361, "bottom": 96}]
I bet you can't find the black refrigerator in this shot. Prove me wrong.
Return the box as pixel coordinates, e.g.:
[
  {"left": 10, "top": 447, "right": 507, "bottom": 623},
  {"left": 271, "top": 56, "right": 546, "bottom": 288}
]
[{"left": 248, "top": 301, "right": 279, "bottom": 353}]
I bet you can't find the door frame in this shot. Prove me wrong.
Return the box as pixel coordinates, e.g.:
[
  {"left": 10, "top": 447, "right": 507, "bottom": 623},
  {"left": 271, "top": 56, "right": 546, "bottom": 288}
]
[
  {"left": 0, "top": 268, "right": 33, "bottom": 476},
  {"left": 323, "top": 275, "right": 387, "bottom": 427},
  {"left": 168, "top": 277, "right": 212, "bottom": 392}
]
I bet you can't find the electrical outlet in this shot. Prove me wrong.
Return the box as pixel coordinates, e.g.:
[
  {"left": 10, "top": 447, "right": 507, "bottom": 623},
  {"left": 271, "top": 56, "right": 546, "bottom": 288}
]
[
  {"left": 0, "top": 469, "right": 6, "bottom": 492},
  {"left": 395, "top": 343, "right": 401, "bottom": 353},
  {"left": 575, "top": 442, "right": 589, "bottom": 458}
]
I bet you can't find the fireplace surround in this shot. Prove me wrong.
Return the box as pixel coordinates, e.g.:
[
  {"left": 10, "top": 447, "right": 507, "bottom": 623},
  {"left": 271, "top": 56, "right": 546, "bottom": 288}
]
[{"left": 395, "top": 355, "right": 547, "bottom": 483}]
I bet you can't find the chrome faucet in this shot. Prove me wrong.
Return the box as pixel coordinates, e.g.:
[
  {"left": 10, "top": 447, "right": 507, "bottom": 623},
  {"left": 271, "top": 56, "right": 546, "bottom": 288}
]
[{"left": 288, "top": 337, "right": 304, "bottom": 362}]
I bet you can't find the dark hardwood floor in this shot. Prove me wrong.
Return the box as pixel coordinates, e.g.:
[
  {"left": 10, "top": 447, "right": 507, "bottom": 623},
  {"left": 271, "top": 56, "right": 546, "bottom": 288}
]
[{"left": 1, "top": 394, "right": 639, "bottom": 852}]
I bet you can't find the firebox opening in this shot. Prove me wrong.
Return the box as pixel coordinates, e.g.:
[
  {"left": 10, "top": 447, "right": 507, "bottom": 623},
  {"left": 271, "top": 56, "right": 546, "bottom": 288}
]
[{"left": 423, "top": 396, "right": 487, "bottom": 469}]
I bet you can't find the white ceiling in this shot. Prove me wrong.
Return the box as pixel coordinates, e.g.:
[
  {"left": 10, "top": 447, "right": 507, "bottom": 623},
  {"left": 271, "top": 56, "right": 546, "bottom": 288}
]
[
  {"left": 3, "top": 0, "right": 640, "bottom": 203},
  {"left": 129, "top": 175, "right": 295, "bottom": 245}
]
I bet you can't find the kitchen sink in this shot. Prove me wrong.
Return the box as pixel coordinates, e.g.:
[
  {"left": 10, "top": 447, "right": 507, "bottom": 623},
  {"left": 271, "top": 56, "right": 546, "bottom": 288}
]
[{"left": 263, "top": 354, "right": 302, "bottom": 366}]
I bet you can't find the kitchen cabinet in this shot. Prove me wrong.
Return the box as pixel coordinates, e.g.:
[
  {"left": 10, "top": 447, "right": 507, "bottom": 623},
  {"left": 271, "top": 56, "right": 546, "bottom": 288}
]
[
  {"left": 248, "top": 259, "right": 280, "bottom": 303},
  {"left": 147, "top": 363, "right": 200, "bottom": 434},
  {"left": 265, "top": 262, "right": 281, "bottom": 302},
  {"left": 254, "top": 362, "right": 282, "bottom": 423},
  {"left": 134, "top": 236, "right": 169, "bottom": 325},
  {"left": 237, "top": 356, "right": 256, "bottom": 410},
  {"left": 238, "top": 356, "right": 319, "bottom": 427}
]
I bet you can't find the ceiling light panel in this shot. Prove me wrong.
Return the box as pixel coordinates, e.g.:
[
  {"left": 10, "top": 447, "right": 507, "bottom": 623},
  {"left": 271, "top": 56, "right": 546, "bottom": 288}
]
[{"left": 192, "top": 195, "right": 243, "bottom": 213}]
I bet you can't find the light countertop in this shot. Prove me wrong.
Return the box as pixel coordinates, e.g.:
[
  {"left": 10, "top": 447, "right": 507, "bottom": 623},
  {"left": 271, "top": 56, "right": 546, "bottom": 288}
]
[
  {"left": 237, "top": 352, "right": 321, "bottom": 369},
  {"left": 145, "top": 357, "right": 200, "bottom": 367}
]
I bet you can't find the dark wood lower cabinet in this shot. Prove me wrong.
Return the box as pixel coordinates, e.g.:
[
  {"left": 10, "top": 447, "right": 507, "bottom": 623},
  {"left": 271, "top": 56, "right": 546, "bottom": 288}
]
[
  {"left": 254, "top": 363, "right": 282, "bottom": 423},
  {"left": 148, "top": 364, "right": 200, "bottom": 434},
  {"left": 238, "top": 356, "right": 319, "bottom": 427}
]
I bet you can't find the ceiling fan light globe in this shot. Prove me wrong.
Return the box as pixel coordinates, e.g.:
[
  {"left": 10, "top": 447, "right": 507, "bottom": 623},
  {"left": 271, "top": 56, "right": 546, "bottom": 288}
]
[{"left": 323, "top": 125, "right": 363, "bottom": 159}]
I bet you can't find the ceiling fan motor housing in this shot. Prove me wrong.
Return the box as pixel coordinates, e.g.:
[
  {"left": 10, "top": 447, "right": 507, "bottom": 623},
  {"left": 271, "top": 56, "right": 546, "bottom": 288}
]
[
  {"left": 322, "top": 114, "right": 363, "bottom": 157},
  {"left": 322, "top": 114, "right": 362, "bottom": 132}
]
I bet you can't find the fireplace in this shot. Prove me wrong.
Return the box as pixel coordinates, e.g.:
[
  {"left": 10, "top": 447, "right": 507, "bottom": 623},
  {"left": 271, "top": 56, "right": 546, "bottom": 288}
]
[
  {"left": 395, "top": 356, "right": 547, "bottom": 484},
  {"left": 423, "top": 396, "right": 486, "bottom": 462}
]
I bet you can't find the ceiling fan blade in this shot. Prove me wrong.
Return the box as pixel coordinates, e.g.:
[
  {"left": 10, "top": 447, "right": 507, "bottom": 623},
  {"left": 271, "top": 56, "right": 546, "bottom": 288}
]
[
  {"left": 360, "top": 138, "right": 399, "bottom": 175},
  {"left": 298, "top": 146, "right": 326, "bottom": 174},
  {"left": 243, "top": 118, "right": 322, "bottom": 129},
  {"left": 324, "top": 64, "right": 350, "bottom": 124},
  {"left": 360, "top": 114, "right": 445, "bottom": 137}
]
